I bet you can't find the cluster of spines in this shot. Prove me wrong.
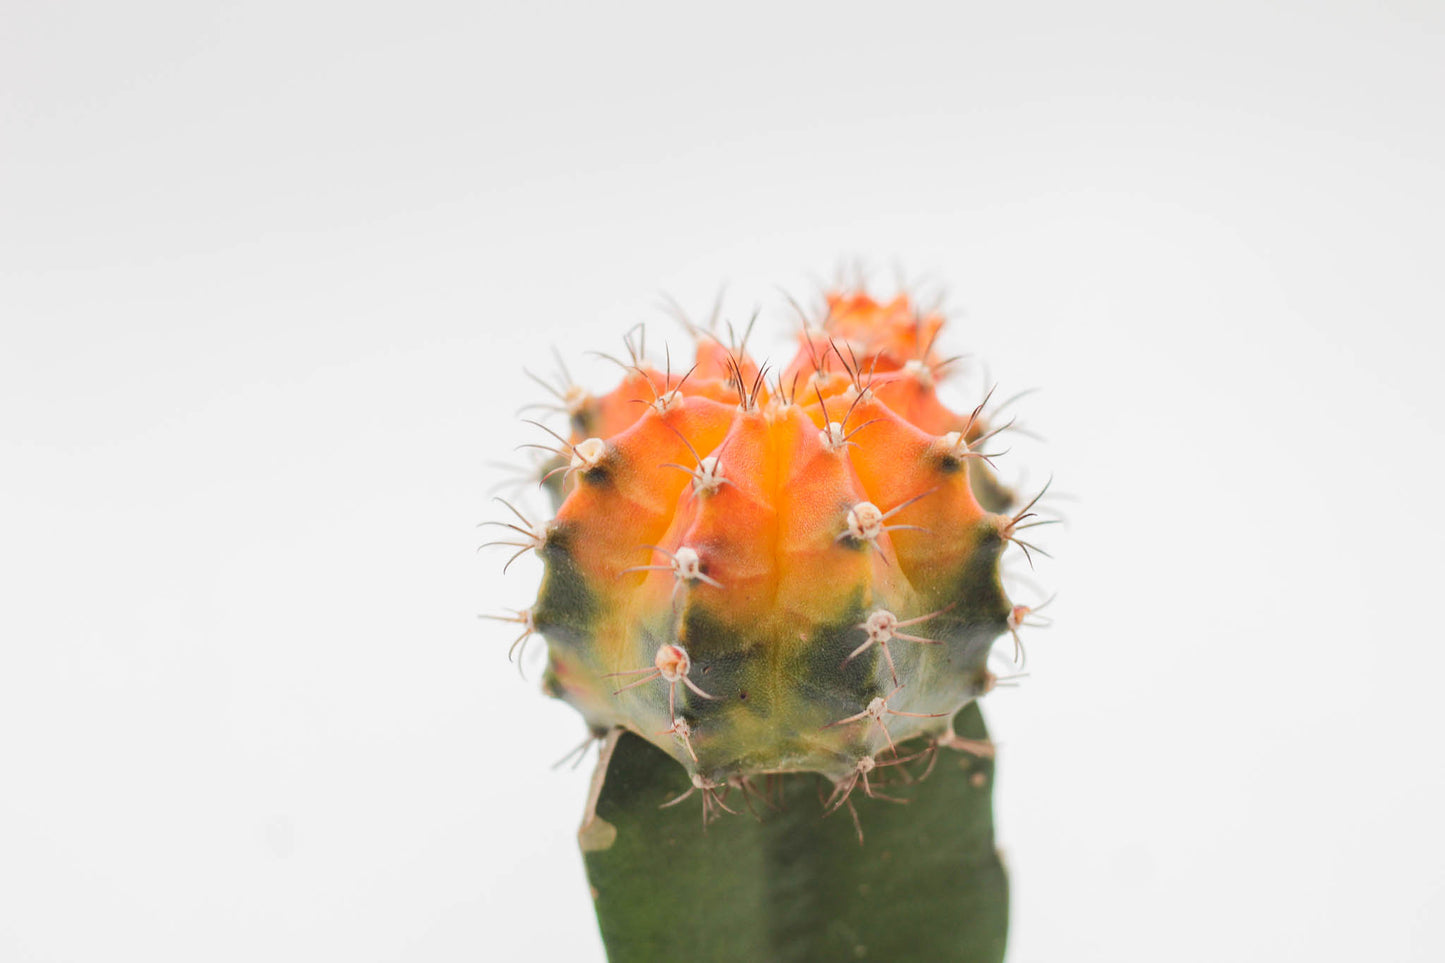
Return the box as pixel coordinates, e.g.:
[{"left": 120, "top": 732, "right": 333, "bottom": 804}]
[{"left": 483, "top": 285, "right": 1054, "bottom": 827}]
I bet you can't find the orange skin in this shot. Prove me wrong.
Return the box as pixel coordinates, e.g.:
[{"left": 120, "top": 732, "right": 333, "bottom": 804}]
[
  {"left": 779, "top": 292, "right": 946, "bottom": 387},
  {"left": 822, "top": 291, "right": 945, "bottom": 370},
  {"left": 554, "top": 397, "right": 733, "bottom": 586},
  {"left": 667, "top": 411, "right": 780, "bottom": 632},
  {"left": 770, "top": 405, "right": 907, "bottom": 629},
  {"left": 566, "top": 290, "right": 991, "bottom": 625},
  {"left": 574, "top": 349, "right": 763, "bottom": 442}
]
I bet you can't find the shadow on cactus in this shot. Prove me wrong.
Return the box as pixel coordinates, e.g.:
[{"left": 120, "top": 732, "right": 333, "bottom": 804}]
[{"left": 484, "top": 281, "right": 1056, "bottom": 962}]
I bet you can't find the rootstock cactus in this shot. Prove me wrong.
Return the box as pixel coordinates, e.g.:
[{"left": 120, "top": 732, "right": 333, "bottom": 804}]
[{"left": 486, "top": 283, "right": 1053, "bottom": 827}]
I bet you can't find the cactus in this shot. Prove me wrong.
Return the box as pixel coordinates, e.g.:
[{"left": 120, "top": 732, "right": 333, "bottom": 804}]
[{"left": 486, "top": 281, "right": 1050, "bottom": 961}]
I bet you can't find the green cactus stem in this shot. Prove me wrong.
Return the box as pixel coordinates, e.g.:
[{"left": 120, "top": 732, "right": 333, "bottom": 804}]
[{"left": 579, "top": 703, "right": 1008, "bottom": 962}]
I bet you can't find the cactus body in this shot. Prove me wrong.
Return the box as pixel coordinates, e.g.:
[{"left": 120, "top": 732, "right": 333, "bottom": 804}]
[{"left": 504, "top": 287, "right": 1037, "bottom": 792}]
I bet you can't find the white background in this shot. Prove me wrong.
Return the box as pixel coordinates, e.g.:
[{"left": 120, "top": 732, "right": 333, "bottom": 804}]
[{"left": 3, "top": 2, "right": 1443, "bottom": 961}]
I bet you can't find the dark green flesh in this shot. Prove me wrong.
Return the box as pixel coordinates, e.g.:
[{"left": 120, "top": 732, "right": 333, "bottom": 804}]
[{"left": 580, "top": 703, "right": 1008, "bottom": 963}]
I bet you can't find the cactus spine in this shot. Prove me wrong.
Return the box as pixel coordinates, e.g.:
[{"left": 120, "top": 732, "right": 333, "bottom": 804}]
[{"left": 491, "top": 284, "right": 1047, "bottom": 815}]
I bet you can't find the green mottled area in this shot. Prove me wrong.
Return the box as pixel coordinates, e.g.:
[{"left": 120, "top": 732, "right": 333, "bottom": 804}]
[
  {"left": 582, "top": 703, "right": 1008, "bottom": 963},
  {"left": 546, "top": 542, "right": 1011, "bottom": 780}
]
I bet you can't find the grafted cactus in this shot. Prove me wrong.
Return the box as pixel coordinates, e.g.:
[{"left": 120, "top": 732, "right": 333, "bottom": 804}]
[{"left": 486, "top": 281, "right": 1051, "bottom": 961}]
